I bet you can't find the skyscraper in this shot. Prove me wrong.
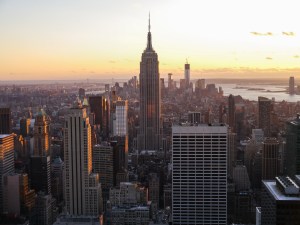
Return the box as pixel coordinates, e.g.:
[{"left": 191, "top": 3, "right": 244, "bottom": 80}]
[
  {"left": 172, "top": 125, "right": 227, "bottom": 225},
  {"left": 258, "top": 96, "right": 272, "bottom": 137},
  {"left": 262, "top": 138, "right": 279, "bottom": 180},
  {"left": 228, "top": 94, "right": 235, "bottom": 131},
  {"left": 285, "top": 114, "right": 300, "bottom": 176},
  {"left": 184, "top": 61, "right": 190, "bottom": 88},
  {"left": 30, "top": 155, "right": 51, "bottom": 194},
  {"left": 0, "top": 134, "right": 14, "bottom": 213},
  {"left": 64, "top": 100, "right": 101, "bottom": 216},
  {"left": 261, "top": 176, "right": 300, "bottom": 225},
  {"left": 289, "top": 76, "right": 295, "bottom": 95},
  {"left": 113, "top": 100, "right": 128, "bottom": 137},
  {"left": 0, "top": 108, "right": 11, "bottom": 134},
  {"left": 137, "top": 15, "right": 161, "bottom": 151},
  {"left": 89, "top": 95, "right": 110, "bottom": 138},
  {"left": 20, "top": 118, "right": 31, "bottom": 137},
  {"left": 33, "top": 109, "right": 50, "bottom": 156}
]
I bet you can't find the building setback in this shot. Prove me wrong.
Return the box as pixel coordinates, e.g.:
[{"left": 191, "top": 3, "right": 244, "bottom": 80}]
[{"left": 137, "top": 15, "right": 161, "bottom": 151}]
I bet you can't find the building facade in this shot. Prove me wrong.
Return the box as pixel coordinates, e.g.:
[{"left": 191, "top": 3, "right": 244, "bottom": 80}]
[
  {"left": 261, "top": 176, "right": 300, "bottom": 225},
  {"left": 258, "top": 97, "right": 272, "bottom": 137},
  {"left": 262, "top": 138, "right": 279, "bottom": 180},
  {"left": 0, "top": 134, "right": 14, "bottom": 213},
  {"left": 64, "top": 101, "right": 101, "bottom": 216},
  {"left": 33, "top": 109, "right": 50, "bottom": 156},
  {"left": 0, "top": 108, "right": 11, "bottom": 134},
  {"left": 137, "top": 16, "right": 161, "bottom": 151},
  {"left": 172, "top": 125, "right": 227, "bottom": 225},
  {"left": 285, "top": 114, "right": 300, "bottom": 176}
]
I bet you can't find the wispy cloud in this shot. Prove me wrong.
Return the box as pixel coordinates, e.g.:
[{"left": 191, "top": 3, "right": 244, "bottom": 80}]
[
  {"left": 282, "top": 32, "right": 295, "bottom": 36},
  {"left": 250, "top": 32, "right": 273, "bottom": 36},
  {"left": 265, "top": 57, "right": 273, "bottom": 60},
  {"left": 293, "top": 55, "right": 300, "bottom": 58},
  {"left": 109, "top": 60, "right": 116, "bottom": 64}
]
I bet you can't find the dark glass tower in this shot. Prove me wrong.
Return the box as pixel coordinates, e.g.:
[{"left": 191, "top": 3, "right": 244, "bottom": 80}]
[{"left": 138, "top": 15, "right": 161, "bottom": 151}]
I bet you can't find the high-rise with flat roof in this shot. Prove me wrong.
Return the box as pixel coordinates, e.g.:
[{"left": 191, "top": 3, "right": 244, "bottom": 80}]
[
  {"left": 262, "top": 138, "right": 279, "bottom": 179},
  {"left": 258, "top": 97, "right": 272, "bottom": 137},
  {"left": 113, "top": 100, "right": 128, "bottom": 137},
  {"left": 0, "top": 108, "right": 11, "bottom": 134},
  {"left": 89, "top": 95, "right": 110, "bottom": 138},
  {"left": 172, "top": 125, "right": 227, "bottom": 225},
  {"left": 289, "top": 76, "right": 295, "bottom": 95},
  {"left": 261, "top": 176, "right": 300, "bottom": 225},
  {"left": 228, "top": 94, "right": 235, "bottom": 131},
  {"left": 64, "top": 101, "right": 101, "bottom": 216},
  {"left": 285, "top": 114, "right": 300, "bottom": 176},
  {"left": 137, "top": 15, "right": 161, "bottom": 151},
  {"left": 0, "top": 134, "right": 14, "bottom": 213}
]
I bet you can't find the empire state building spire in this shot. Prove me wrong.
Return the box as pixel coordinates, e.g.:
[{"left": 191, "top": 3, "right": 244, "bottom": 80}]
[
  {"left": 138, "top": 14, "right": 161, "bottom": 151},
  {"left": 146, "top": 12, "right": 153, "bottom": 51}
]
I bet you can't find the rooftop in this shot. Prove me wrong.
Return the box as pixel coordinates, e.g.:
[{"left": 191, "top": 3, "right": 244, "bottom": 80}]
[
  {"left": 0, "top": 134, "right": 11, "bottom": 139},
  {"left": 172, "top": 124, "right": 227, "bottom": 134},
  {"left": 263, "top": 180, "right": 300, "bottom": 201}
]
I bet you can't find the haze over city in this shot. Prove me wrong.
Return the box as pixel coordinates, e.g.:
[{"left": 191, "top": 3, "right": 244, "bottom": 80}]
[{"left": 1, "top": 0, "right": 300, "bottom": 80}]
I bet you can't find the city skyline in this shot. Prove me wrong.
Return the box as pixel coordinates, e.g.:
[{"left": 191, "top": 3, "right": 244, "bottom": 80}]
[{"left": 1, "top": 0, "right": 300, "bottom": 80}]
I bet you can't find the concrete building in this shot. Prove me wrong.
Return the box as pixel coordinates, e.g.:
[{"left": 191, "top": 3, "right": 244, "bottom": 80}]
[
  {"left": 108, "top": 205, "right": 150, "bottom": 225},
  {"left": 20, "top": 118, "right": 31, "bottom": 137},
  {"left": 289, "top": 76, "right": 295, "bottom": 95},
  {"left": 0, "top": 108, "right": 11, "bottom": 134},
  {"left": 252, "top": 129, "right": 264, "bottom": 144},
  {"left": 109, "top": 182, "right": 148, "bottom": 206},
  {"left": 232, "top": 165, "right": 251, "bottom": 191},
  {"left": 228, "top": 131, "right": 237, "bottom": 177},
  {"left": 30, "top": 155, "right": 51, "bottom": 194},
  {"left": 228, "top": 94, "right": 235, "bottom": 131},
  {"left": 285, "top": 114, "right": 300, "bottom": 176},
  {"left": 137, "top": 15, "right": 161, "bottom": 151},
  {"left": 262, "top": 138, "right": 279, "bottom": 179},
  {"left": 88, "top": 95, "right": 110, "bottom": 138},
  {"left": 53, "top": 215, "right": 102, "bottom": 225},
  {"left": 184, "top": 62, "right": 190, "bottom": 88},
  {"left": 113, "top": 100, "right": 128, "bottom": 137},
  {"left": 64, "top": 100, "right": 101, "bottom": 216},
  {"left": 258, "top": 97, "right": 272, "bottom": 137},
  {"left": 187, "top": 111, "right": 201, "bottom": 124},
  {"left": 33, "top": 109, "right": 50, "bottom": 156},
  {"left": 148, "top": 173, "right": 159, "bottom": 211},
  {"left": 51, "top": 157, "right": 64, "bottom": 202},
  {"left": 0, "top": 134, "right": 14, "bottom": 213},
  {"left": 261, "top": 176, "right": 300, "bottom": 225},
  {"left": 35, "top": 192, "right": 55, "bottom": 225},
  {"left": 3, "top": 173, "right": 21, "bottom": 215},
  {"left": 172, "top": 125, "right": 227, "bottom": 225}
]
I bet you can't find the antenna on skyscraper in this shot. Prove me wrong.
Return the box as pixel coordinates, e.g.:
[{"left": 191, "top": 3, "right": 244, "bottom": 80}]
[{"left": 148, "top": 12, "right": 151, "bottom": 32}]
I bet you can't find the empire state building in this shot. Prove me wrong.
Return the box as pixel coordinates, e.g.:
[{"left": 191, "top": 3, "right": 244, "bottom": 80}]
[{"left": 138, "top": 15, "right": 161, "bottom": 151}]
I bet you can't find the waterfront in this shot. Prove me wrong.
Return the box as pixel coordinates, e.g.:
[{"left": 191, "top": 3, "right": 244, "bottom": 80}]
[{"left": 217, "top": 83, "right": 300, "bottom": 102}]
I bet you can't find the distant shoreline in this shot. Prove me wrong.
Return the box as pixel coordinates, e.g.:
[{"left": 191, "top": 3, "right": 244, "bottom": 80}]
[{"left": 0, "top": 77, "right": 293, "bottom": 86}]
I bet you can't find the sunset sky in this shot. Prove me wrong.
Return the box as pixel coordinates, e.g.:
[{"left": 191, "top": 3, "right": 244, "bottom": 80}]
[{"left": 1, "top": 0, "right": 300, "bottom": 80}]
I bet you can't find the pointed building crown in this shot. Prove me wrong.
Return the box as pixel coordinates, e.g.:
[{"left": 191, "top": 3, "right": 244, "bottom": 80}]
[{"left": 146, "top": 13, "right": 153, "bottom": 51}]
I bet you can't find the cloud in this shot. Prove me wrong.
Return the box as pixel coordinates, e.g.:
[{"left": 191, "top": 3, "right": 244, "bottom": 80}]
[
  {"left": 109, "top": 60, "right": 116, "bottom": 64},
  {"left": 250, "top": 32, "right": 273, "bottom": 36},
  {"left": 265, "top": 57, "right": 273, "bottom": 60},
  {"left": 294, "top": 55, "right": 300, "bottom": 58},
  {"left": 282, "top": 32, "right": 295, "bottom": 36}
]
